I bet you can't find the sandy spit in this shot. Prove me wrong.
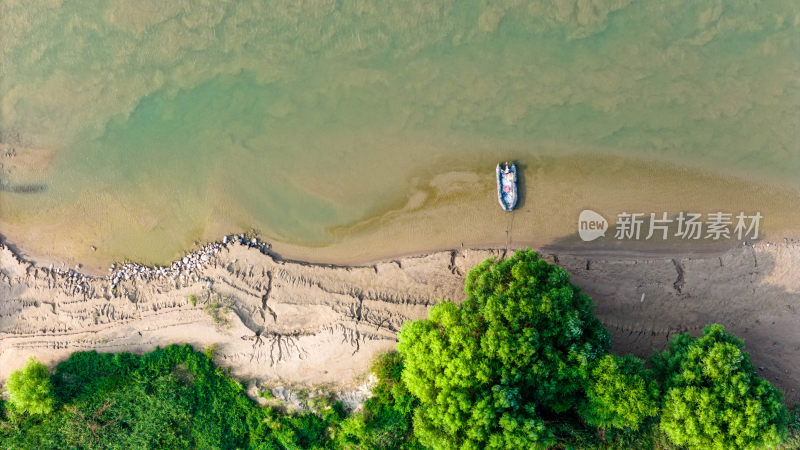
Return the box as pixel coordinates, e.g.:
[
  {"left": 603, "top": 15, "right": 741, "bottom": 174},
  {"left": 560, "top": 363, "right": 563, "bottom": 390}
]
[{"left": 0, "top": 238, "right": 798, "bottom": 403}]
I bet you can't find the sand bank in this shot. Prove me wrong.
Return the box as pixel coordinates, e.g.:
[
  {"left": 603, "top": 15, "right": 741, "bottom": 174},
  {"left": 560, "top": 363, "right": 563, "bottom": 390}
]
[
  {"left": 2, "top": 146, "right": 799, "bottom": 273},
  {"left": 0, "top": 236, "right": 798, "bottom": 404}
]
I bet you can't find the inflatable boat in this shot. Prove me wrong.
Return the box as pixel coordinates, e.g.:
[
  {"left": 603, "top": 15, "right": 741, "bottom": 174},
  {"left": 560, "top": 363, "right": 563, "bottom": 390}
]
[{"left": 496, "top": 162, "right": 518, "bottom": 211}]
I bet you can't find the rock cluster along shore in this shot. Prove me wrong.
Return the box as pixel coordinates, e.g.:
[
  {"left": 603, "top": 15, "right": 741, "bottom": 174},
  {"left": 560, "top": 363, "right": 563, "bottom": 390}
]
[
  {"left": 19, "top": 234, "right": 272, "bottom": 297},
  {"left": 104, "top": 235, "right": 270, "bottom": 290}
]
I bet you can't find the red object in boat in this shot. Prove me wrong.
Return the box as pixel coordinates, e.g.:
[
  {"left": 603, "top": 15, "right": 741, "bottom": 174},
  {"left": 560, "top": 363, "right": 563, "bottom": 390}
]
[{"left": 504, "top": 186, "right": 511, "bottom": 193}]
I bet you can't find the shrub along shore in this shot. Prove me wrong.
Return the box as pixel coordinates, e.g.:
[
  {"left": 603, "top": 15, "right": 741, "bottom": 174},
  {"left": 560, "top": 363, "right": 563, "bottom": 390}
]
[{"left": 2, "top": 250, "right": 797, "bottom": 449}]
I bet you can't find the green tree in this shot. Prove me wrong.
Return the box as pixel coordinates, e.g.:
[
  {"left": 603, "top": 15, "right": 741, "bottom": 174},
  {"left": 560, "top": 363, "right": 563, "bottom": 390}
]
[
  {"left": 580, "top": 354, "right": 659, "bottom": 431},
  {"left": 653, "top": 324, "right": 788, "bottom": 450},
  {"left": 6, "top": 357, "right": 55, "bottom": 416},
  {"left": 398, "top": 249, "right": 610, "bottom": 449}
]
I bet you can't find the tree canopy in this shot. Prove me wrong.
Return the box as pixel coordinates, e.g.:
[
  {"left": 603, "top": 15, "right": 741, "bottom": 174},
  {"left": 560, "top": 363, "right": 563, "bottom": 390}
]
[
  {"left": 5, "top": 357, "right": 55, "bottom": 417},
  {"left": 581, "top": 354, "right": 660, "bottom": 431},
  {"left": 398, "top": 249, "right": 610, "bottom": 449},
  {"left": 652, "top": 324, "right": 788, "bottom": 450}
]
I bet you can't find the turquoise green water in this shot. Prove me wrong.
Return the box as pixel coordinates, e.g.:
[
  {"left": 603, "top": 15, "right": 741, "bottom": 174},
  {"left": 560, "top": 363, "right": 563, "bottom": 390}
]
[{"left": 1, "top": 0, "right": 798, "bottom": 262}]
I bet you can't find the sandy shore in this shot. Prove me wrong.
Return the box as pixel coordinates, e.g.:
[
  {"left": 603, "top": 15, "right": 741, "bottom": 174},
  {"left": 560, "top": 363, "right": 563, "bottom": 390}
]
[{"left": 1, "top": 236, "right": 798, "bottom": 404}]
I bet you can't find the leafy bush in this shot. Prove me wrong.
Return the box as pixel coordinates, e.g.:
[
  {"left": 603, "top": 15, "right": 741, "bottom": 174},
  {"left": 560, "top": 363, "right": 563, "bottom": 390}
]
[
  {"left": 0, "top": 345, "right": 342, "bottom": 449},
  {"left": 780, "top": 403, "right": 800, "bottom": 449},
  {"left": 204, "top": 343, "right": 218, "bottom": 360},
  {"left": 337, "top": 351, "right": 422, "bottom": 449},
  {"left": 652, "top": 324, "right": 789, "bottom": 449},
  {"left": 581, "top": 354, "right": 660, "bottom": 431},
  {"left": 398, "top": 249, "right": 610, "bottom": 449},
  {"left": 5, "top": 357, "right": 55, "bottom": 416}
]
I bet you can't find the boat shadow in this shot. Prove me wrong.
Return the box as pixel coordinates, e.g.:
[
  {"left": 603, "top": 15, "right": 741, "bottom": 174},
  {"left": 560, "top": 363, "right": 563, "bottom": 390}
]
[{"left": 513, "top": 160, "right": 527, "bottom": 210}]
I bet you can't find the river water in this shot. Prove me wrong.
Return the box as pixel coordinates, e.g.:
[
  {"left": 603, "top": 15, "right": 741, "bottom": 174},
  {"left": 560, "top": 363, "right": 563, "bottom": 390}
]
[{"left": 1, "top": 0, "right": 798, "bottom": 266}]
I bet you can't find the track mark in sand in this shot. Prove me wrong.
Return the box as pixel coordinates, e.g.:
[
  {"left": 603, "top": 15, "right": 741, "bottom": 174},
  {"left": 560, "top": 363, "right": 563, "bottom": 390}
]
[
  {"left": 448, "top": 251, "right": 464, "bottom": 276},
  {"left": 504, "top": 211, "right": 516, "bottom": 253},
  {"left": 262, "top": 271, "right": 277, "bottom": 322},
  {"left": 253, "top": 332, "right": 307, "bottom": 366},
  {"left": 337, "top": 325, "right": 363, "bottom": 355},
  {"left": 352, "top": 329, "right": 361, "bottom": 356},
  {"left": 372, "top": 317, "right": 390, "bottom": 332},
  {"left": 671, "top": 259, "right": 685, "bottom": 294},
  {"left": 355, "top": 295, "right": 364, "bottom": 322}
]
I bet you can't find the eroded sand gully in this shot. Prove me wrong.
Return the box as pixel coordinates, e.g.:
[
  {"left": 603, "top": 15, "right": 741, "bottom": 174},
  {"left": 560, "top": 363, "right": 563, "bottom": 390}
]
[
  {"left": 0, "top": 237, "right": 485, "bottom": 388},
  {"left": 0, "top": 238, "right": 798, "bottom": 403}
]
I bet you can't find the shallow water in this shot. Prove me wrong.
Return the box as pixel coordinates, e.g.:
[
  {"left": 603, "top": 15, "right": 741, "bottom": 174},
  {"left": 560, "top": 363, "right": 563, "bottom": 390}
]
[{"left": 1, "top": 0, "right": 798, "bottom": 264}]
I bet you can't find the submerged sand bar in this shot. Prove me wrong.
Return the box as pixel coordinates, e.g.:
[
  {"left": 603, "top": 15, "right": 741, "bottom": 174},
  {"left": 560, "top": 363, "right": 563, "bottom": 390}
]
[{"left": 0, "top": 237, "right": 798, "bottom": 404}]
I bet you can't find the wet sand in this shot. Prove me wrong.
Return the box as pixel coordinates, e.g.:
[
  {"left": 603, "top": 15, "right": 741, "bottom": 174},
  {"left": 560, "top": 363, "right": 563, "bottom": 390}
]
[{"left": 2, "top": 146, "right": 799, "bottom": 272}]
